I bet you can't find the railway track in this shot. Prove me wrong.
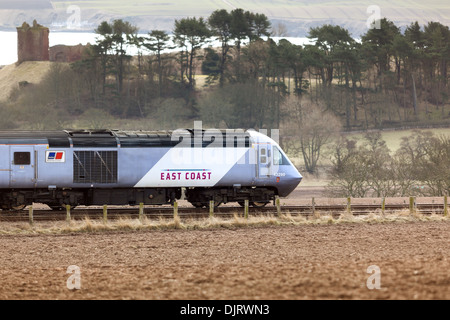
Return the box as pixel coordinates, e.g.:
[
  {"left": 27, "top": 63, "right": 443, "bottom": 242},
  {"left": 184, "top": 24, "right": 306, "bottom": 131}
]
[{"left": 0, "top": 201, "right": 447, "bottom": 222}]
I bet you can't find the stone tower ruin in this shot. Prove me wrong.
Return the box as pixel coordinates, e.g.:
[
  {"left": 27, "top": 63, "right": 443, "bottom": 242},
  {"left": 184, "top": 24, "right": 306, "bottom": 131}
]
[{"left": 16, "top": 20, "right": 49, "bottom": 64}]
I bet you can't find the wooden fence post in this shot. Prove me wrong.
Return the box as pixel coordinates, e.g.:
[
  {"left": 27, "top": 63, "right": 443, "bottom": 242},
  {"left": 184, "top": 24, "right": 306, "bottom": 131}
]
[
  {"left": 209, "top": 200, "right": 214, "bottom": 218},
  {"left": 275, "top": 196, "right": 281, "bottom": 217},
  {"left": 28, "top": 205, "right": 33, "bottom": 226},
  {"left": 244, "top": 199, "right": 249, "bottom": 219},
  {"left": 312, "top": 197, "right": 319, "bottom": 219},
  {"left": 173, "top": 200, "right": 178, "bottom": 220},
  {"left": 66, "top": 204, "right": 71, "bottom": 223},
  {"left": 139, "top": 202, "right": 144, "bottom": 222},
  {"left": 444, "top": 195, "right": 448, "bottom": 217},
  {"left": 409, "top": 196, "right": 416, "bottom": 215},
  {"left": 103, "top": 204, "right": 108, "bottom": 223},
  {"left": 381, "top": 197, "right": 386, "bottom": 216},
  {"left": 346, "top": 197, "right": 352, "bottom": 216}
]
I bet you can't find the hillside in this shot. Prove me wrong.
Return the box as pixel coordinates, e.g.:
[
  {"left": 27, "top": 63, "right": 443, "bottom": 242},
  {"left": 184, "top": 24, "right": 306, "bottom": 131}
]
[
  {"left": 0, "top": 61, "right": 53, "bottom": 102},
  {"left": 0, "top": 0, "right": 448, "bottom": 37}
]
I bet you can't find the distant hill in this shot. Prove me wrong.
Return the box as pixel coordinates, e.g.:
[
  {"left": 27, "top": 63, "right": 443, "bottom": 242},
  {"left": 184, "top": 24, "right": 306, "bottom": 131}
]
[{"left": 0, "top": 0, "right": 449, "bottom": 37}]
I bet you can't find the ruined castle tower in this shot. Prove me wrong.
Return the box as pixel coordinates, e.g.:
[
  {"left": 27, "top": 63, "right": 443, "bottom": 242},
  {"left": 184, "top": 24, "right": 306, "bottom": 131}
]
[{"left": 16, "top": 20, "right": 49, "bottom": 64}]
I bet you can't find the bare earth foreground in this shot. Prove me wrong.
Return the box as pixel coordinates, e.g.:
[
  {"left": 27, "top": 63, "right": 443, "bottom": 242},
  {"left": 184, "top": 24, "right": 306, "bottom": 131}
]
[{"left": 0, "top": 218, "right": 449, "bottom": 300}]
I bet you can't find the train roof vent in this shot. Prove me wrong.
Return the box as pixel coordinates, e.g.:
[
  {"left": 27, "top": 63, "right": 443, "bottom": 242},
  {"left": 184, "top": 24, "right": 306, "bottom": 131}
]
[{"left": 64, "top": 129, "right": 114, "bottom": 137}]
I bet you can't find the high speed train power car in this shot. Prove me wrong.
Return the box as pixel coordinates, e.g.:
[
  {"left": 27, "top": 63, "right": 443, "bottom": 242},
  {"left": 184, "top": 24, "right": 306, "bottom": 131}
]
[{"left": 0, "top": 127, "right": 302, "bottom": 210}]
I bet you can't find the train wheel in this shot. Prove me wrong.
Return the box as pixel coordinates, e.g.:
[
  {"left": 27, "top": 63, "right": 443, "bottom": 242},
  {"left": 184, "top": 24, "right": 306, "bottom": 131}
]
[
  {"left": 11, "top": 205, "right": 26, "bottom": 211},
  {"left": 49, "top": 204, "right": 77, "bottom": 210},
  {"left": 192, "top": 202, "right": 205, "bottom": 208},
  {"left": 251, "top": 201, "right": 268, "bottom": 208},
  {"left": 201, "top": 200, "right": 222, "bottom": 208}
]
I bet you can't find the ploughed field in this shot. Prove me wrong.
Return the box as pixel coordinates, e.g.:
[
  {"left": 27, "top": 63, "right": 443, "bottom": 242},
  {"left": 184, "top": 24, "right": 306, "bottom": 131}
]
[{"left": 0, "top": 218, "right": 448, "bottom": 300}]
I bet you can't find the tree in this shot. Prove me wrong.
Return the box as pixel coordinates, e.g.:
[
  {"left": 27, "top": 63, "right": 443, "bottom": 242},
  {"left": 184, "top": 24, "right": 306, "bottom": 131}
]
[
  {"left": 361, "top": 18, "right": 400, "bottom": 91},
  {"left": 247, "top": 12, "right": 271, "bottom": 41},
  {"left": 282, "top": 96, "right": 341, "bottom": 174},
  {"left": 326, "top": 136, "right": 371, "bottom": 197},
  {"left": 208, "top": 9, "right": 233, "bottom": 86},
  {"left": 422, "top": 22, "right": 450, "bottom": 109},
  {"left": 174, "top": 17, "right": 211, "bottom": 90},
  {"left": 396, "top": 130, "right": 450, "bottom": 196},
  {"left": 93, "top": 21, "right": 114, "bottom": 95},
  {"left": 110, "top": 19, "right": 138, "bottom": 93},
  {"left": 201, "top": 47, "right": 220, "bottom": 78},
  {"left": 276, "top": 39, "right": 308, "bottom": 95},
  {"left": 144, "top": 30, "right": 174, "bottom": 97},
  {"left": 197, "top": 80, "right": 283, "bottom": 129},
  {"left": 230, "top": 8, "right": 250, "bottom": 56},
  {"left": 94, "top": 19, "right": 138, "bottom": 94},
  {"left": 307, "top": 24, "right": 354, "bottom": 87}
]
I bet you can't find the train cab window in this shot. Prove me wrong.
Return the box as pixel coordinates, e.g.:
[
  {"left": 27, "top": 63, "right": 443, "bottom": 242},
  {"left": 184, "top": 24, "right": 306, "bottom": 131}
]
[
  {"left": 273, "top": 147, "right": 288, "bottom": 165},
  {"left": 14, "top": 152, "right": 31, "bottom": 165}
]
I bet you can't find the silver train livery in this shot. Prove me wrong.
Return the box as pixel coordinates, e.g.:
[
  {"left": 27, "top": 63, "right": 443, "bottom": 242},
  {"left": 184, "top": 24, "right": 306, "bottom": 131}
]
[{"left": 0, "top": 129, "right": 302, "bottom": 210}]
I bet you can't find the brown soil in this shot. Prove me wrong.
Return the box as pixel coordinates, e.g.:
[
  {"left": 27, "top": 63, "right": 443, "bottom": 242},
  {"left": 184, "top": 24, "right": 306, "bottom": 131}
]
[
  {"left": 0, "top": 218, "right": 448, "bottom": 300},
  {"left": 0, "top": 185, "right": 449, "bottom": 301}
]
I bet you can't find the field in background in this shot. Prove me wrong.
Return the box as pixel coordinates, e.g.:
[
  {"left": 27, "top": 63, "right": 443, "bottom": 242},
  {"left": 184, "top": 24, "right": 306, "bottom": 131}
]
[{"left": 345, "top": 128, "right": 450, "bottom": 152}]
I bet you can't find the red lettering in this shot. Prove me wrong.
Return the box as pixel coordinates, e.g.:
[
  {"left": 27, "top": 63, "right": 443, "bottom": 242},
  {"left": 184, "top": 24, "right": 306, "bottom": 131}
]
[{"left": 164, "top": 171, "right": 212, "bottom": 180}]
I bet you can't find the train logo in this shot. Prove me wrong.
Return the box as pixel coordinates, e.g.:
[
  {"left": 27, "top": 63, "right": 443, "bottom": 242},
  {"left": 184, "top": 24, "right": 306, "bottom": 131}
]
[{"left": 46, "top": 151, "right": 65, "bottom": 163}]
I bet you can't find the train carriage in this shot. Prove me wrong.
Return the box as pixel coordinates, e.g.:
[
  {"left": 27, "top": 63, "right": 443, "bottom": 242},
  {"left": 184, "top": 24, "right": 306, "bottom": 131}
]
[{"left": 0, "top": 129, "right": 302, "bottom": 210}]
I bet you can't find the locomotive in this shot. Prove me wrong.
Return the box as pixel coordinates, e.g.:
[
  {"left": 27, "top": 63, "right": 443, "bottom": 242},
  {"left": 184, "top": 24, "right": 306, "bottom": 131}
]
[{"left": 0, "top": 127, "right": 302, "bottom": 210}]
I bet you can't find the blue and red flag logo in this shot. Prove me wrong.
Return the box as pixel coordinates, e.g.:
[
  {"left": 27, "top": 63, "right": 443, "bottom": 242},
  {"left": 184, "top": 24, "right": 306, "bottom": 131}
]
[{"left": 46, "top": 151, "right": 65, "bottom": 163}]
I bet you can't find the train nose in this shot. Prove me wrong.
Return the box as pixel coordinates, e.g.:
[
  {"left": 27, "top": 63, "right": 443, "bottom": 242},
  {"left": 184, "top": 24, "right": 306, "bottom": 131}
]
[
  {"left": 277, "top": 166, "right": 303, "bottom": 197},
  {"left": 292, "top": 169, "right": 302, "bottom": 187}
]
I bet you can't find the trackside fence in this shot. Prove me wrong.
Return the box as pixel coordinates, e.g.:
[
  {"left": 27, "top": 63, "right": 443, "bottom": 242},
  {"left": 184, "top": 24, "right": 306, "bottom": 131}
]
[{"left": 22, "top": 195, "right": 450, "bottom": 227}]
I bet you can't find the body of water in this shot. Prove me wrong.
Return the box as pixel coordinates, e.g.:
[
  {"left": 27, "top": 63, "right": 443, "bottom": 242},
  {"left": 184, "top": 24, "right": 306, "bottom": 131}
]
[
  {"left": 0, "top": 31, "right": 99, "bottom": 65},
  {"left": 0, "top": 31, "right": 312, "bottom": 66}
]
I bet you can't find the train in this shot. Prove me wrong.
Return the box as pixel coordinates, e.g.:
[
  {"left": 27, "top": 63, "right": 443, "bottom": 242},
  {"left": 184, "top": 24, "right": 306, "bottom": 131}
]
[{"left": 0, "top": 128, "right": 302, "bottom": 210}]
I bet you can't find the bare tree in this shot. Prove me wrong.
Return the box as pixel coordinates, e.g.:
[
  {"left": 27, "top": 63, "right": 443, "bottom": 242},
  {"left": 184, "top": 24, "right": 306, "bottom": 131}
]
[
  {"left": 282, "top": 96, "right": 341, "bottom": 174},
  {"left": 326, "top": 136, "right": 371, "bottom": 197}
]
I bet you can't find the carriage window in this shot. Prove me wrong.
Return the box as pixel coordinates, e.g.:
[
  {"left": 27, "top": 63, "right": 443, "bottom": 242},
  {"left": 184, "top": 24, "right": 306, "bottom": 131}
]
[
  {"left": 273, "top": 147, "right": 287, "bottom": 165},
  {"left": 14, "top": 152, "right": 30, "bottom": 165}
]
